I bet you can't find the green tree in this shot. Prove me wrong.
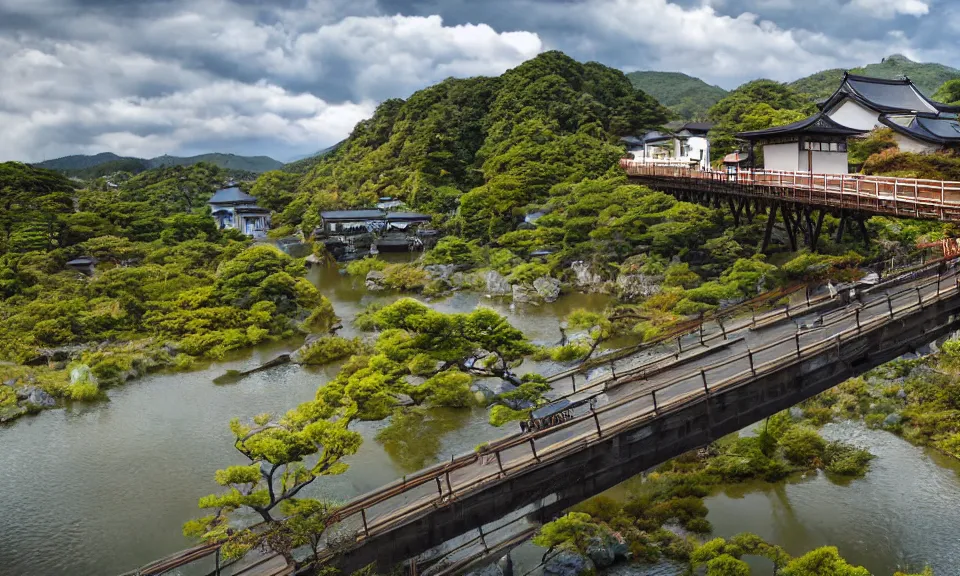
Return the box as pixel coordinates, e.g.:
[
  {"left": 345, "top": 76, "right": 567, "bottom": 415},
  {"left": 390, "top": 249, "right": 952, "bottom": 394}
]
[{"left": 781, "top": 547, "right": 870, "bottom": 576}]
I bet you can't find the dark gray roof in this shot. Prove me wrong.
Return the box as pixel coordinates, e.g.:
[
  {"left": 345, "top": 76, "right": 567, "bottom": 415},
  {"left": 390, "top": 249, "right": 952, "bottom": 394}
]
[
  {"left": 640, "top": 130, "right": 674, "bottom": 144},
  {"left": 320, "top": 210, "right": 385, "bottom": 222},
  {"left": 532, "top": 399, "right": 572, "bottom": 419},
  {"left": 209, "top": 187, "right": 257, "bottom": 204},
  {"left": 737, "top": 111, "right": 867, "bottom": 140},
  {"left": 620, "top": 136, "right": 645, "bottom": 147},
  {"left": 824, "top": 73, "right": 960, "bottom": 115},
  {"left": 385, "top": 212, "right": 431, "bottom": 222},
  {"left": 680, "top": 122, "right": 714, "bottom": 134},
  {"left": 879, "top": 113, "right": 960, "bottom": 145}
]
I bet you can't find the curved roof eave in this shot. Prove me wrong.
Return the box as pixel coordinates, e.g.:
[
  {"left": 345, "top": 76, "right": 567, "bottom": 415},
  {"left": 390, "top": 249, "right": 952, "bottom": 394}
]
[{"left": 877, "top": 115, "right": 946, "bottom": 145}]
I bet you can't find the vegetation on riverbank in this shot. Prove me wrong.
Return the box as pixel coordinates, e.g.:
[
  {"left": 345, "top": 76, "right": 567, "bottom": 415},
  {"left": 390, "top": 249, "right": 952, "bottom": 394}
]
[
  {"left": 0, "top": 161, "right": 337, "bottom": 424},
  {"left": 529, "top": 412, "right": 878, "bottom": 575}
]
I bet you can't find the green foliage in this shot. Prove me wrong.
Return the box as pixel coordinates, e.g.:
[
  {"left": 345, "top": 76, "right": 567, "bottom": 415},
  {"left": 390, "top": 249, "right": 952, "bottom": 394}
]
[
  {"left": 296, "top": 337, "right": 365, "bottom": 366},
  {"left": 864, "top": 149, "right": 960, "bottom": 181},
  {"left": 423, "top": 237, "right": 483, "bottom": 267},
  {"left": 345, "top": 257, "right": 386, "bottom": 278},
  {"left": 489, "top": 404, "right": 530, "bottom": 427},
  {"left": 780, "top": 427, "right": 827, "bottom": 466},
  {"left": 848, "top": 128, "right": 899, "bottom": 166},
  {"left": 707, "top": 80, "right": 814, "bottom": 160},
  {"left": 626, "top": 71, "right": 728, "bottom": 120},
  {"left": 933, "top": 78, "right": 960, "bottom": 105},
  {"left": 781, "top": 546, "right": 870, "bottom": 576},
  {"left": 532, "top": 512, "right": 605, "bottom": 554}
]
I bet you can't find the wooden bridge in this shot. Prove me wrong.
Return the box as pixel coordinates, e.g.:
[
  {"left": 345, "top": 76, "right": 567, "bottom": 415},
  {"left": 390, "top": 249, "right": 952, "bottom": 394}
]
[
  {"left": 621, "top": 160, "right": 960, "bottom": 251},
  {"left": 120, "top": 259, "right": 960, "bottom": 576}
]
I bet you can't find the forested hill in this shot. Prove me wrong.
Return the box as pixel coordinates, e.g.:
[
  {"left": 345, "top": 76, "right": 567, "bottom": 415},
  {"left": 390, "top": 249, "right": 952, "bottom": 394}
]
[
  {"left": 789, "top": 54, "right": 960, "bottom": 99},
  {"left": 626, "top": 71, "right": 728, "bottom": 120},
  {"left": 33, "top": 152, "right": 283, "bottom": 178},
  {"left": 265, "top": 51, "right": 669, "bottom": 240}
]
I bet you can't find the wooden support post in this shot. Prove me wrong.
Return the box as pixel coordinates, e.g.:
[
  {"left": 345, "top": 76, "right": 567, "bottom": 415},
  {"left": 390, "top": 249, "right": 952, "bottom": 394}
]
[
  {"left": 857, "top": 216, "right": 870, "bottom": 248},
  {"left": 495, "top": 450, "right": 504, "bottom": 474},
  {"left": 728, "top": 196, "right": 740, "bottom": 226},
  {"left": 836, "top": 214, "right": 846, "bottom": 243},
  {"left": 781, "top": 203, "right": 798, "bottom": 251},
  {"left": 436, "top": 477, "right": 444, "bottom": 497},
  {"left": 610, "top": 361, "right": 616, "bottom": 379},
  {"left": 361, "top": 508, "right": 370, "bottom": 536},
  {"left": 591, "top": 405, "right": 602, "bottom": 437},
  {"left": 855, "top": 308, "right": 861, "bottom": 334},
  {"left": 795, "top": 332, "right": 801, "bottom": 358},
  {"left": 887, "top": 294, "right": 895, "bottom": 318},
  {"left": 811, "top": 209, "right": 826, "bottom": 251},
  {"left": 445, "top": 471, "right": 453, "bottom": 496},
  {"left": 761, "top": 202, "right": 777, "bottom": 252},
  {"left": 571, "top": 374, "right": 577, "bottom": 392},
  {"left": 701, "top": 369, "right": 708, "bottom": 392},
  {"left": 748, "top": 350, "right": 755, "bottom": 375},
  {"left": 215, "top": 547, "right": 221, "bottom": 576},
  {"left": 529, "top": 437, "right": 539, "bottom": 461},
  {"left": 652, "top": 390, "right": 659, "bottom": 413}
]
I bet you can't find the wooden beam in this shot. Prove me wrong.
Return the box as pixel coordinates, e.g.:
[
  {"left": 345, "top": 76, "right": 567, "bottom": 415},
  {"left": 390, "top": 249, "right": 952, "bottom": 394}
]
[
  {"left": 835, "top": 214, "right": 846, "bottom": 243},
  {"left": 857, "top": 215, "right": 870, "bottom": 248},
  {"left": 761, "top": 201, "right": 777, "bottom": 253},
  {"left": 780, "top": 203, "right": 798, "bottom": 251},
  {"left": 810, "top": 209, "right": 826, "bottom": 252},
  {"left": 727, "top": 196, "right": 740, "bottom": 227}
]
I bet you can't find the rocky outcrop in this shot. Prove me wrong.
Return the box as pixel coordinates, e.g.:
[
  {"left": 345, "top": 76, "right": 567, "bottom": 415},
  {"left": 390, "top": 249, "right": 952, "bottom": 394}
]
[
  {"left": 484, "top": 270, "right": 512, "bottom": 296},
  {"left": 615, "top": 273, "right": 662, "bottom": 300},
  {"left": 584, "top": 534, "right": 630, "bottom": 568},
  {"left": 365, "top": 270, "right": 386, "bottom": 291},
  {"left": 533, "top": 277, "right": 562, "bottom": 303},
  {"left": 512, "top": 283, "right": 541, "bottom": 305},
  {"left": 570, "top": 261, "right": 609, "bottom": 293},
  {"left": 424, "top": 264, "right": 457, "bottom": 282},
  {"left": 544, "top": 551, "right": 595, "bottom": 576},
  {"left": 16, "top": 387, "right": 56, "bottom": 408}
]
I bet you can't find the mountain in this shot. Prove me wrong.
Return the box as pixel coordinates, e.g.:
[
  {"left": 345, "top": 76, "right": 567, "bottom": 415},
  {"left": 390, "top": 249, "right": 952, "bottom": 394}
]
[
  {"left": 626, "top": 71, "right": 728, "bottom": 121},
  {"left": 33, "top": 152, "right": 283, "bottom": 178},
  {"left": 278, "top": 50, "right": 669, "bottom": 239},
  {"left": 282, "top": 141, "right": 346, "bottom": 173},
  {"left": 789, "top": 54, "right": 960, "bottom": 100}
]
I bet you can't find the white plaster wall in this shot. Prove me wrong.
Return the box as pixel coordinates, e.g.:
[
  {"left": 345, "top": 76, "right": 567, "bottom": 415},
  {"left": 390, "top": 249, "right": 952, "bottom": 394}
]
[
  {"left": 808, "top": 151, "right": 850, "bottom": 174},
  {"left": 688, "top": 136, "right": 710, "bottom": 170},
  {"left": 762, "top": 143, "right": 799, "bottom": 171},
  {"left": 828, "top": 99, "right": 881, "bottom": 130},
  {"left": 892, "top": 133, "right": 939, "bottom": 154}
]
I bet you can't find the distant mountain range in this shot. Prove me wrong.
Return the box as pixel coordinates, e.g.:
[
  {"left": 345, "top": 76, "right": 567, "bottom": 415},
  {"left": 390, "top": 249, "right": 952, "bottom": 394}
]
[
  {"left": 630, "top": 54, "right": 960, "bottom": 120},
  {"left": 33, "top": 152, "right": 284, "bottom": 179},
  {"left": 626, "top": 71, "right": 728, "bottom": 121}
]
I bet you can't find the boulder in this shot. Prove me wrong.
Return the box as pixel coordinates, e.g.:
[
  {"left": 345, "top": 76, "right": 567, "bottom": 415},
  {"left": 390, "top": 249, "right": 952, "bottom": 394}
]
[
  {"left": 0, "top": 405, "right": 27, "bottom": 423},
  {"left": 2, "top": 378, "right": 16, "bottom": 387},
  {"left": 513, "top": 283, "right": 541, "bottom": 305},
  {"left": 485, "top": 270, "right": 512, "bottom": 296},
  {"left": 471, "top": 384, "right": 497, "bottom": 405},
  {"left": 719, "top": 297, "right": 746, "bottom": 309},
  {"left": 883, "top": 412, "right": 903, "bottom": 427},
  {"left": 365, "top": 270, "right": 386, "bottom": 291},
  {"left": 585, "top": 533, "right": 630, "bottom": 568},
  {"left": 450, "top": 272, "right": 478, "bottom": 290},
  {"left": 544, "top": 551, "right": 595, "bottom": 576},
  {"left": 570, "top": 262, "right": 607, "bottom": 292},
  {"left": 897, "top": 388, "right": 908, "bottom": 400},
  {"left": 465, "top": 563, "right": 503, "bottom": 576},
  {"left": 395, "top": 393, "right": 415, "bottom": 407},
  {"left": 70, "top": 364, "right": 97, "bottom": 386},
  {"left": 17, "top": 387, "right": 56, "bottom": 408},
  {"left": 615, "top": 274, "right": 662, "bottom": 300},
  {"left": 533, "top": 277, "right": 562, "bottom": 303},
  {"left": 789, "top": 407, "right": 804, "bottom": 420},
  {"left": 497, "top": 554, "right": 514, "bottom": 576},
  {"left": 424, "top": 264, "right": 456, "bottom": 282}
]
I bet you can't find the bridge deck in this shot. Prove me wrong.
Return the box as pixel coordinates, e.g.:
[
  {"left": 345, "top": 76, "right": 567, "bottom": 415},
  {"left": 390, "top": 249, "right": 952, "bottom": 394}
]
[{"left": 621, "top": 160, "right": 960, "bottom": 222}]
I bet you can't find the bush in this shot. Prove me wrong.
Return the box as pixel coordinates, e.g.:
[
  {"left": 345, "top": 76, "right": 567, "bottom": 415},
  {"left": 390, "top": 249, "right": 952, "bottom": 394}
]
[
  {"left": 507, "top": 263, "right": 551, "bottom": 284},
  {"left": 345, "top": 257, "right": 386, "bottom": 278},
  {"left": 780, "top": 427, "right": 827, "bottom": 466},
  {"left": 823, "top": 442, "right": 873, "bottom": 476},
  {"left": 489, "top": 405, "right": 529, "bottom": 427},
  {"left": 382, "top": 263, "right": 429, "bottom": 291},
  {"left": 297, "top": 337, "right": 363, "bottom": 366}
]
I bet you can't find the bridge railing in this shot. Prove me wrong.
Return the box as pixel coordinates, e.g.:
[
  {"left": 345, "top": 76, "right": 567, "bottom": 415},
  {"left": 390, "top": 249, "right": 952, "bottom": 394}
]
[
  {"left": 123, "top": 264, "right": 955, "bottom": 576},
  {"left": 314, "top": 266, "right": 960, "bottom": 560},
  {"left": 620, "top": 160, "right": 960, "bottom": 220}
]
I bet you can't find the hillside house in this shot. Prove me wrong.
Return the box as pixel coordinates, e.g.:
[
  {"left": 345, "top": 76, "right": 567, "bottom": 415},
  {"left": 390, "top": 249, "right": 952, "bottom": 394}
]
[
  {"left": 622, "top": 122, "right": 714, "bottom": 170},
  {"left": 208, "top": 186, "right": 271, "bottom": 238},
  {"left": 737, "top": 111, "right": 866, "bottom": 174}
]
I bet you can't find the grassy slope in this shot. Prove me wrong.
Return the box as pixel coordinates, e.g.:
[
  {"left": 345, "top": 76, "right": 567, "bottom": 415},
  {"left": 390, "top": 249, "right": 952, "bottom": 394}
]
[
  {"left": 626, "top": 71, "right": 728, "bottom": 121},
  {"left": 789, "top": 54, "right": 960, "bottom": 100}
]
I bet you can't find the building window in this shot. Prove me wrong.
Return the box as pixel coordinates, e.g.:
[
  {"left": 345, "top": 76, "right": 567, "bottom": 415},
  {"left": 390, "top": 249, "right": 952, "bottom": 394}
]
[{"left": 803, "top": 141, "right": 847, "bottom": 152}]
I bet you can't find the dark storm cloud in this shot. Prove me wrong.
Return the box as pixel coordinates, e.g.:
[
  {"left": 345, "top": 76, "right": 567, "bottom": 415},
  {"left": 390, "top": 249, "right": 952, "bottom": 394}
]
[{"left": 0, "top": 0, "right": 956, "bottom": 162}]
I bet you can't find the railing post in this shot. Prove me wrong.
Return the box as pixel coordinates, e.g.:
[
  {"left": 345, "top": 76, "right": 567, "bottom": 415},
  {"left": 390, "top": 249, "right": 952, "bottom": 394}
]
[
  {"left": 887, "top": 294, "right": 895, "bottom": 318},
  {"left": 855, "top": 308, "right": 861, "bottom": 334},
  {"left": 529, "top": 437, "right": 539, "bottom": 461},
  {"left": 652, "top": 390, "right": 659, "bottom": 413},
  {"left": 445, "top": 471, "right": 453, "bottom": 496},
  {"left": 795, "top": 331, "right": 801, "bottom": 358},
  {"left": 917, "top": 286, "right": 923, "bottom": 308},
  {"left": 748, "top": 350, "right": 755, "bottom": 375},
  {"left": 495, "top": 450, "right": 504, "bottom": 475},
  {"left": 700, "top": 369, "right": 708, "bottom": 392},
  {"left": 215, "top": 547, "right": 221, "bottom": 576},
  {"left": 609, "top": 360, "right": 616, "bottom": 379},
  {"left": 361, "top": 508, "right": 370, "bottom": 536},
  {"left": 571, "top": 374, "right": 577, "bottom": 392},
  {"left": 677, "top": 336, "right": 682, "bottom": 353},
  {"left": 591, "top": 405, "right": 602, "bottom": 438},
  {"left": 436, "top": 477, "right": 444, "bottom": 497}
]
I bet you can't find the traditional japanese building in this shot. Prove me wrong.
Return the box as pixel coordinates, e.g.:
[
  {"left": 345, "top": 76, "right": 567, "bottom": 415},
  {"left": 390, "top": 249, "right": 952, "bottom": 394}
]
[
  {"left": 819, "top": 73, "right": 960, "bottom": 153},
  {"left": 737, "top": 111, "right": 867, "bottom": 174},
  {"left": 208, "top": 186, "right": 271, "bottom": 238},
  {"left": 622, "top": 122, "right": 714, "bottom": 170}
]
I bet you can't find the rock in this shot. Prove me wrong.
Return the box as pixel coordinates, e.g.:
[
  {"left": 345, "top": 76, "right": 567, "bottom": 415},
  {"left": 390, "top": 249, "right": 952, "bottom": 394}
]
[
  {"left": 17, "top": 387, "right": 56, "bottom": 408},
  {"left": 789, "top": 407, "right": 804, "bottom": 420},
  {"left": 533, "top": 277, "right": 562, "bottom": 303},
  {"left": 0, "top": 405, "right": 27, "bottom": 423},
  {"left": 615, "top": 273, "right": 662, "bottom": 300},
  {"left": 719, "top": 297, "right": 746, "bottom": 309},
  {"left": 897, "top": 388, "right": 907, "bottom": 400},
  {"left": 570, "top": 261, "right": 607, "bottom": 292},
  {"left": 395, "top": 393, "right": 415, "bottom": 407},
  {"left": 883, "top": 412, "right": 903, "bottom": 427},
  {"left": 497, "top": 554, "right": 514, "bottom": 576},
  {"left": 2, "top": 378, "right": 16, "bottom": 387},
  {"left": 465, "top": 563, "right": 503, "bottom": 576},
  {"left": 485, "top": 270, "right": 512, "bottom": 296},
  {"left": 365, "top": 270, "right": 386, "bottom": 291},
  {"left": 585, "top": 533, "right": 630, "bottom": 568},
  {"left": 424, "top": 264, "right": 456, "bottom": 282},
  {"left": 70, "top": 364, "right": 97, "bottom": 386},
  {"left": 471, "top": 384, "right": 497, "bottom": 405},
  {"left": 544, "top": 550, "right": 595, "bottom": 576},
  {"left": 512, "top": 283, "right": 541, "bottom": 305}
]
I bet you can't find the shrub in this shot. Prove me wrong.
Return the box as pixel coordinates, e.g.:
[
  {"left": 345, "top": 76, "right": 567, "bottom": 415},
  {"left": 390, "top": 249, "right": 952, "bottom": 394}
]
[
  {"left": 489, "top": 405, "right": 529, "bottom": 427},
  {"left": 297, "top": 337, "right": 363, "bottom": 366},
  {"left": 507, "top": 263, "right": 551, "bottom": 284},
  {"left": 382, "top": 264, "right": 429, "bottom": 291},
  {"left": 345, "top": 257, "right": 386, "bottom": 278},
  {"left": 780, "top": 427, "right": 827, "bottom": 466}
]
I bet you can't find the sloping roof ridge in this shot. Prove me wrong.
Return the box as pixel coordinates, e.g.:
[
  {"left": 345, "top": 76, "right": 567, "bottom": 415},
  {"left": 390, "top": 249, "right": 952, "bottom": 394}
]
[
  {"left": 878, "top": 114, "right": 945, "bottom": 145},
  {"left": 736, "top": 110, "right": 866, "bottom": 139},
  {"left": 843, "top": 72, "right": 913, "bottom": 85}
]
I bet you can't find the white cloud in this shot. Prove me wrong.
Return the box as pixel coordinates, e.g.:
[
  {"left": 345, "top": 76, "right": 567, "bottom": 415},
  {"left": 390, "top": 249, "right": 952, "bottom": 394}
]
[{"left": 848, "top": 0, "right": 929, "bottom": 18}]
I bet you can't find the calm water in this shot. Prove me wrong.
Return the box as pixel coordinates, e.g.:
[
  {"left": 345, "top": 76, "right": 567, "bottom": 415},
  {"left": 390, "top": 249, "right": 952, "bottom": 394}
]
[
  {"left": 3, "top": 258, "right": 960, "bottom": 576},
  {"left": 0, "top": 256, "right": 612, "bottom": 576}
]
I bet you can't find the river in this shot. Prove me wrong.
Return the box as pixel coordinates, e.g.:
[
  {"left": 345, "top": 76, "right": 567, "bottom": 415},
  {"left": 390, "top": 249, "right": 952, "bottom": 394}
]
[{"left": 3, "top": 259, "right": 960, "bottom": 576}]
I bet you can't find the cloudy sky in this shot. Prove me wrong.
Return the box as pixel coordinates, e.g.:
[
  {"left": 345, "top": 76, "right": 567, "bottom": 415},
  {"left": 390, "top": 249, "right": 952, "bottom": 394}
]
[{"left": 2, "top": 0, "right": 957, "bottom": 163}]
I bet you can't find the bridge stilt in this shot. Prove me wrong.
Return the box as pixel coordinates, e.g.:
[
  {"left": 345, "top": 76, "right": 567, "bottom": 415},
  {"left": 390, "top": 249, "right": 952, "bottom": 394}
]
[
  {"left": 836, "top": 215, "right": 846, "bottom": 243},
  {"left": 761, "top": 203, "right": 777, "bottom": 253},
  {"left": 857, "top": 216, "right": 870, "bottom": 248},
  {"left": 810, "top": 209, "right": 826, "bottom": 251},
  {"left": 780, "top": 204, "right": 798, "bottom": 251}
]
